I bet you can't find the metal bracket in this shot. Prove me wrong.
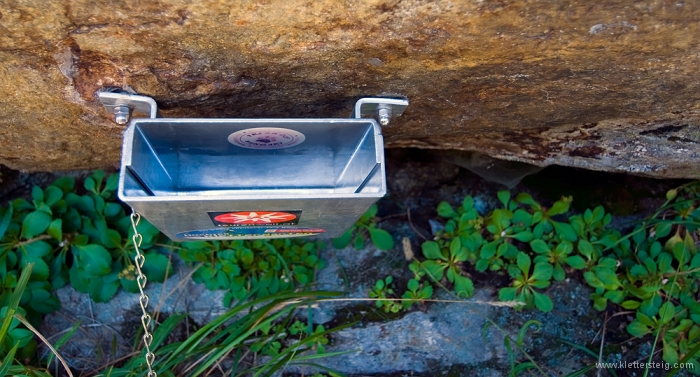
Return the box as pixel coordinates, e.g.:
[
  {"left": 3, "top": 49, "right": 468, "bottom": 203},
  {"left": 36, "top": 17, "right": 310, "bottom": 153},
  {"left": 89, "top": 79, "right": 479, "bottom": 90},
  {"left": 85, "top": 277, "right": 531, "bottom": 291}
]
[
  {"left": 98, "top": 92, "right": 158, "bottom": 124},
  {"left": 98, "top": 91, "right": 409, "bottom": 127},
  {"left": 352, "top": 97, "right": 409, "bottom": 126}
]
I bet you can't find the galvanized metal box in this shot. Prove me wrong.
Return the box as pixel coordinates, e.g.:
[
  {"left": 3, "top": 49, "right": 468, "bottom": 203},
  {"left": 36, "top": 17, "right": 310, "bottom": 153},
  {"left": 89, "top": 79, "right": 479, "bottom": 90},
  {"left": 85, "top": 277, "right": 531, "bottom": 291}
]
[{"left": 118, "top": 118, "right": 386, "bottom": 241}]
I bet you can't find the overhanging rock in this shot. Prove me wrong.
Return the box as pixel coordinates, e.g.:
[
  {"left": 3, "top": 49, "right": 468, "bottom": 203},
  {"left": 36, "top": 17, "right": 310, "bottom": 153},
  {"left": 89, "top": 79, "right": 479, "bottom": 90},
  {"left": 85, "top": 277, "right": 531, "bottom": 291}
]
[{"left": 1, "top": 0, "right": 699, "bottom": 177}]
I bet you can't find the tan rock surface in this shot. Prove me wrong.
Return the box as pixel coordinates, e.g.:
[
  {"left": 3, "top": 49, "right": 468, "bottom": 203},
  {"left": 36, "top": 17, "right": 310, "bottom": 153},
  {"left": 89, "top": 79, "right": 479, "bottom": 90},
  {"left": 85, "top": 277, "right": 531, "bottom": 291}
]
[{"left": 1, "top": 0, "right": 699, "bottom": 177}]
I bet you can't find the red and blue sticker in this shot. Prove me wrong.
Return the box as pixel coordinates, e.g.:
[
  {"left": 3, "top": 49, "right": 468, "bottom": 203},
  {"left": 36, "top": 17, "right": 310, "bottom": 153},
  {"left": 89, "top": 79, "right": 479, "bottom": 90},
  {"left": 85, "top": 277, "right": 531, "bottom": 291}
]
[
  {"left": 176, "top": 210, "right": 321, "bottom": 239},
  {"left": 208, "top": 210, "right": 302, "bottom": 227}
]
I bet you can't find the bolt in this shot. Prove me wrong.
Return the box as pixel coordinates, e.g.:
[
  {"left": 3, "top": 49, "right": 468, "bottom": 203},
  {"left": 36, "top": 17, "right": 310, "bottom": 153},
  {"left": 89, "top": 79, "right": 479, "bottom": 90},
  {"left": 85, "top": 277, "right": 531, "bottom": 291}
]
[
  {"left": 377, "top": 107, "right": 391, "bottom": 126},
  {"left": 114, "top": 105, "right": 131, "bottom": 125}
]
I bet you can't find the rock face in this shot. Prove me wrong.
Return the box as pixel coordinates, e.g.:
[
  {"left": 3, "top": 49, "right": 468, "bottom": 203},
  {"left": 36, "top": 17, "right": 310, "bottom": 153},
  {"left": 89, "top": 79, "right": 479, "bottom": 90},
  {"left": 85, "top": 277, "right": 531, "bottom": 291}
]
[{"left": 1, "top": 0, "right": 699, "bottom": 177}]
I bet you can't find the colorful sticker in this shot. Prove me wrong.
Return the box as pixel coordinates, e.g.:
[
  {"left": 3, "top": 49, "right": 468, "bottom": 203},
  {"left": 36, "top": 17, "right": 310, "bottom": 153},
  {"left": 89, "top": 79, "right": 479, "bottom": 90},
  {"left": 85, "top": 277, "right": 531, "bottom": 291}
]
[
  {"left": 208, "top": 210, "right": 301, "bottom": 227},
  {"left": 175, "top": 227, "right": 325, "bottom": 240},
  {"left": 228, "top": 127, "right": 305, "bottom": 149}
]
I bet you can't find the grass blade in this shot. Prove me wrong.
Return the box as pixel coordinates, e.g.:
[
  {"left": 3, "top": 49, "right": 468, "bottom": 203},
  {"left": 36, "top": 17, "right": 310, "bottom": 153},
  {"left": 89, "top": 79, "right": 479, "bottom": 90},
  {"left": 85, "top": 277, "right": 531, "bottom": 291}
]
[
  {"left": 0, "top": 343, "right": 19, "bottom": 376},
  {"left": 14, "top": 314, "right": 74, "bottom": 377}
]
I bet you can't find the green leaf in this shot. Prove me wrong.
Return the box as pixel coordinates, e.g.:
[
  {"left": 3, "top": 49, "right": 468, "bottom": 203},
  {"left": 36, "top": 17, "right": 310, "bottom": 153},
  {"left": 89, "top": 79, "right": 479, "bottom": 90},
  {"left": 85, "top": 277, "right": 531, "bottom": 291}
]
[
  {"left": 29, "top": 290, "right": 61, "bottom": 313},
  {"left": 32, "top": 185, "right": 44, "bottom": 203},
  {"left": 143, "top": 252, "right": 171, "bottom": 282},
  {"left": 453, "top": 274, "right": 474, "bottom": 298},
  {"left": 655, "top": 222, "right": 672, "bottom": 238},
  {"left": 533, "top": 291, "right": 553, "bottom": 312},
  {"left": 627, "top": 320, "right": 650, "bottom": 337},
  {"left": 553, "top": 221, "right": 577, "bottom": 242},
  {"left": 84, "top": 177, "right": 96, "bottom": 193},
  {"left": 21, "top": 255, "right": 50, "bottom": 281},
  {"left": 47, "top": 218, "right": 62, "bottom": 241},
  {"left": 480, "top": 241, "right": 498, "bottom": 260},
  {"left": 449, "top": 238, "right": 462, "bottom": 257},
  {"left": 69, "top": 265, "right": 90, "bottom": 293},
  {"left": 593, "top": 296, "right": 608, "bottom": 311},
  {"left": 75, "top": 244, "right": 112, "bottom": 276},
  {"left": 630, "top": 264, "right": 648, "bottom": 278},
  {"left": 21, "top": 210, "right": 52, "bottom": 239},
  {"left": 511, "top": 231, "right": 533, "bottom": 242},
  {"left": 23, "top": 240, "right": 52, "bottom": 258},
  {"left": 363, "top": 204, "right": 378, "bottom": 220},
  {"left": 437, "top": 202, "right": 455, "bottom": 218},
  {"left": 658, "top": 252, "right": 673, "bottom": 273},
  {"left": 603, "top": 290, "right": 624, "bottom": 304},
  {"left": 51, "top": 176, "right": 75, "bottom": 192},
  {"left": 552, "top": 263, "right": 565, "bottom": 281},
  {"left": 44, "top": 186, "right": 64, "bottom": 206},
  {"left": 497, "top": 191, "right": 511, "bottom": 207},
  {"left": 407, "top": 279, "right": 419, "bottom": 292},
  {"left": 368, "top": 228, "right": 394, "bottom": 250},
  {"left": 89, "top": 272, "right": 120, "bottom": 302},
  {"left": 353, "top": 233, "right": 365, "bottom": 249},
  {"left": 691, "top": 254, "right": 700, "bottom": 269},
  {"left": 422, "top": 241, "right": 445, "bottom": 260},
  {"left": 9, "top": 327, "right": 33, "bottom": 348},
  {"left": 531, "top": 263, "right": 553, "bottom": 282},
  {"left": 546, "top": 200, "right": 570, "bottom": 216},
  {"left": 462, "top": 196, "right": 474, "bottom": 211},
  {"left": 517, "top": 252, "right": 531, "bottom": 275},
  {"left": 530, "top": 239, "right": 550, "bottom": 254},
  {"left": 565, "top": 255, "right": 586, "bottom": 269},
  {"left": 621, "top": 300, "right": 641, "bottom": 310},
  {"left": 104, "top": 202, "right": 123, "bottom": 218},
  {"left": 104, "top": 173, "right": 119, "bottom": 195},
  {"left": 650, "top": 241, "right": 662, "bottom": 258},
  {"left": 659, "top": 302, "right": 676, "bottom": 325},
  {"left": 516, "top": 192, "right": 536, "bottom": 206},
  {"left": 240, "top": 248, "right": 254, "bottom": 265},
  {"left": 332, "top": 229, "right": 354, "bottom": 249},
  {"left": 641, "top": 297, "right": 661, "bottom": 318},
  {"left": 475, "top": 259, "right": 489, "bottom": 272},
  {"left": 0, "top": 206, "right": 13, "bottom": 240},
  {"left": 596, "top": 269, "right": 621, "bottom": 289},
  {"left": 663, "top": 340, "right": 679, "bottom": 365},
  {"left": 498, "top": 287, "right": 519, "bottom": 302},
  {"left": 666, "top": 189, "right": 678, "bottom": 201},
  {"left": 422, "top": 260, "right": 447, "bottom": 281}
]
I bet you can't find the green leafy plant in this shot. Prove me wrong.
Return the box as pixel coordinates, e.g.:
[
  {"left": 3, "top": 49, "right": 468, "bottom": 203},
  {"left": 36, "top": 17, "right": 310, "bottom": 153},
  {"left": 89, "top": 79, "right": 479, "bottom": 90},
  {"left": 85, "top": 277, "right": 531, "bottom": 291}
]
[
  {"left": 368, "top": 276, "right": 402, "bottom": 313},
  {"left": 418, "top": 239, "right": 474, "bottom": 298},
  {"left": 0, "top": 263, "right": 72, "bottom": 377},
  {"left": 425, "top": 183, "right": 700, "bottom": 369},
  {"left": 176, "top": 238, "right": 326, "bottom": 306},
  {"left": 400, "top": 277, "right": 433, "bottom": 310},
  {"left": 332, "top": 204, "right": 394, "bottom": 251},
  {"left": 0, "top": 171, "right": 172, "bottom": 320},
  {"left": 498, "top": 252, "right": 553, "bottom": 312}
]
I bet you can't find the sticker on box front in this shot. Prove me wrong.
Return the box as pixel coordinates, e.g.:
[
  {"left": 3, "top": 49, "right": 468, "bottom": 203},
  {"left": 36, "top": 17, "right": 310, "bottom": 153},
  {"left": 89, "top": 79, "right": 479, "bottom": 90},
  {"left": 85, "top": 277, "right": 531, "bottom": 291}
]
[
  {"left": 175, "top": 227, "right": 325, "bottom": 240},
  {"left": 208, "top": 211, "right": 301, "bottom": 227}
]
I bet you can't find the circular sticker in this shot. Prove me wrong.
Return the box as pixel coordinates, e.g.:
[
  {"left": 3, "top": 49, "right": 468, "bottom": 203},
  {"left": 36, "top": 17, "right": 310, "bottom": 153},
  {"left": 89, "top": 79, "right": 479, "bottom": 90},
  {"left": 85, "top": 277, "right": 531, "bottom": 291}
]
[
  {"left": 214, "top": 211, "right": 298, "bottom": 225},
  {"left": 228, "top": 127, "right": 305, "bottom": 149},
  {"left": 175, "top": 227, "right": 325, "bottom": 240}
]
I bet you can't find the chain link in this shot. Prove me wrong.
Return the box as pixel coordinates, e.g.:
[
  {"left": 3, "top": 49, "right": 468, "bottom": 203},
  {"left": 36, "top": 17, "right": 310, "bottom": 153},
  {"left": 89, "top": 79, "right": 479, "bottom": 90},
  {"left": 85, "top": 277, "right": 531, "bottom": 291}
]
[{"left": 130, "top": 212, "right": 157, "bottom": 377}]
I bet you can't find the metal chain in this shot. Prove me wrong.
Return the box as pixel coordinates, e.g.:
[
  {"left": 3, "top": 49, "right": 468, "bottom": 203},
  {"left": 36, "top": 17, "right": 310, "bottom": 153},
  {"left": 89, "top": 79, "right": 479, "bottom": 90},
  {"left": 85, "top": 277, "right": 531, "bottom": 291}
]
[{"left": 130, "top": 212, "right": 157, "bottom": 377}]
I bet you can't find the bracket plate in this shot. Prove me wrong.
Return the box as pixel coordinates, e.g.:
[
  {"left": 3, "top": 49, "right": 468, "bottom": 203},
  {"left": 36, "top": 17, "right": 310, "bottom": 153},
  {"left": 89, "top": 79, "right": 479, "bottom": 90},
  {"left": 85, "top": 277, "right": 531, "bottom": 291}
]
[
  {"left": 352, "top": 97, "right": 409, "bottom": 121},
  {"left": 98, "top": 92, "right": 158, "bottom": 119}
]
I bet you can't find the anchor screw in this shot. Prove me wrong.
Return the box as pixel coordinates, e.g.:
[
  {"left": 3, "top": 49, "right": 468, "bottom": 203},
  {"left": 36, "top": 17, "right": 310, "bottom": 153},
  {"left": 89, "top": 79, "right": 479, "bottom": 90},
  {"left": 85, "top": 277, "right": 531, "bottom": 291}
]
[
  {"left": 377, "top": 106, "right": 392, "bottom": 126},
  {"left": 114, "top": 105, "right": 131, "bottom": 125}
]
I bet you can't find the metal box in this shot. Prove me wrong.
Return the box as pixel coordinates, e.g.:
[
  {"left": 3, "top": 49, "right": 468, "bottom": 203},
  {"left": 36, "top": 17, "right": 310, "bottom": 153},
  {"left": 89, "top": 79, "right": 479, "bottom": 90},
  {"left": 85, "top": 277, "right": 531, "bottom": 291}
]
[{"left": 101, "top": 93, "right": 408, "bottom": 241}]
